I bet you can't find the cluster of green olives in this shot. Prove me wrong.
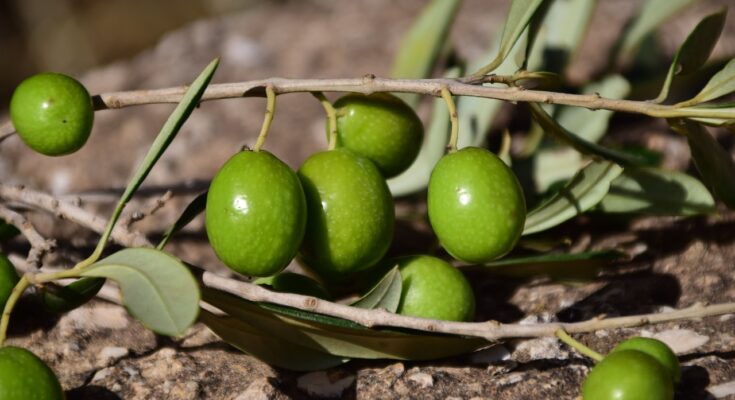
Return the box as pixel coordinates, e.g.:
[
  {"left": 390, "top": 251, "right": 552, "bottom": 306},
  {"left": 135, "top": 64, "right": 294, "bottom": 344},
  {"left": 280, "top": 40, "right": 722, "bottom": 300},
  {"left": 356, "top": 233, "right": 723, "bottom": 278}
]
[
  {"left": 205, "top": 92, "right": 527, "bottom": 322},
  {"left": 582, "top": 337, "right": 681, "bottom": 400}
]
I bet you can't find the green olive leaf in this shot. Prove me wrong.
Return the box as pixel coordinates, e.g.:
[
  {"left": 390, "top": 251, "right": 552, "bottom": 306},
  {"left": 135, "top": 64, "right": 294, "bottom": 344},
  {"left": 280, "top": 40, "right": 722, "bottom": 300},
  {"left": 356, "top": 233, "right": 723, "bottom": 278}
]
[
  {"left": 42, "top": 277, "right": 106, "bottom": 314},
  {"left": 474, "top": 250, "right": 625, "bottom": 282},
  {"left": 615, "top": 0, "right": 699, "bottom": 62},
  {"left": 91, "top": 58, "right": 218, "bottom": 259},
  {"left": 681, "top": 57, "right": 735, "bottom": 106},
  {"left": 597, "top": 167, "right": 715, "bottom": 215},
  {"left": 199, "top": 309, "right": 348, "bottom": 371},
  {"left": 157, "top": 191, "right": 207, "bottom": 249},
  {"left": 672, "top": 120, "right": 735, "bottom": 208},
  {"left": 81, "top": 248, "right": 200, "bottom": 336},
  {"left": 202, "top": 288, "right": 489, "bottom": 360},
  {"left": 529, "top": 102, "right": 646, "bottom": 166},
  {"left": 390, "top": 0, "right": 462, "bottom": 106},
  {"left": 523, "top": 160, "right": 623, "bottom": 235},
  {"left": 471, "top": 0, "right": 547, "bottom": 76},
  {"left": 350, "top": 266, "right": 402, "bottom": 312},
  {"left": 388, "top": 68, "right": 459, "bottom": 196},
  {"left": 0, "top": 219, "right": 20, "bottom": 240},
  {"left": 653, "top": 9, "right": 727, "bottom": 104},
  {"left": 535, "top": 0, "right": 596, "bottom": 74}
]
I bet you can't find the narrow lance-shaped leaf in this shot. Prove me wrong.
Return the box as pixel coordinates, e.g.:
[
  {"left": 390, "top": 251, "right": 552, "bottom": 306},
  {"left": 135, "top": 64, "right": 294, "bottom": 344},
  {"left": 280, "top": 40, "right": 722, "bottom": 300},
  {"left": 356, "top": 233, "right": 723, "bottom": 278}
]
[
  {"left": 390, "top": 0, "right": 462, "bottom": 106},
  {"left": 537, "top": 0, "right": 596, "bottom": 74},
  {"left": 672, "top": 120, "right": 735, "bottom": 208},
  {"left": 653, "top": 9, "right": 727, "bottom": 103},
  {"left": 199, "top": 309, "right": 348, "bottom": 371},
  {"left": 157, "top": 191, "right": 207, "bottom": 249},
  {"left": 471, "top": 0, "right": 547, "bottom": 76},
  {"left": 680, "top": 58, "right": 735, "bottom": 106},
  {"left": 350, "top": 266, "right": 402, "bottom": 312},
  {"left": 523, "top": 160, "right": 623, "bottom": 235},
  {"left": 81, "top": 248, "right": 200, "bottom": 336},
  {"left": 475, "top": 250, "right": 625, "bottom": 281},
  {"left": 202, "top": 288, "right": 489, "bottom": 360},
  {"left": 598, "top": 167, "right": 715, "bottom": 215},
  {"left": 616, "top": 0, "right": 699, "bottom": 62}
]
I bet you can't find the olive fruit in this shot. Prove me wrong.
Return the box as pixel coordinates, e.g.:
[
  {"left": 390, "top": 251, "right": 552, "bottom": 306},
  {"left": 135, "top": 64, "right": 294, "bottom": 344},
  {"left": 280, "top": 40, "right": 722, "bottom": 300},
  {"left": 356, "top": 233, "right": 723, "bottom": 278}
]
[
  {"left": 612, "top": 337, "right": 681, "bottom": 383},
  {"left": 428, "top": 147, "right": 525, "bottom": 263},
  {"left": 582, "top": 350, "right": 674, "bottom": 400},
  {"left": 0, "top": 346, "right": 65, "bottom": 400},
  {"left": 334, "top": 93, "right": 423, "bottom": 178},
  {"left": 10, "top": 72, "right": 94, "bottom": 156},
  {"left": 298, "top": 148, "right": 394, "bottom": 279},
  {"left": 395, "top": 255, "right": 475, "bottom": 321},
  {"left": 258, "top": 272, "right": 331, "bottom": 300},
  {"left": 0, "top": 253, "right": 19, "bottom": 308},
  {"left": 206, "top": 150, "right": 306, "bottom": 277}
]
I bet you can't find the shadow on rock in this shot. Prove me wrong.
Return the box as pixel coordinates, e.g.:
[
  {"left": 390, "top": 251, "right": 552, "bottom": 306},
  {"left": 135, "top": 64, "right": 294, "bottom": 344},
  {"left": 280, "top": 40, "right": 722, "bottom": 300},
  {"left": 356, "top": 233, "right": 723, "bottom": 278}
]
[
  {"left": 67, "top": 385, "right": 122, "bottom": 400},
  {"left": 556, "top": 271, "right": 681, "bottom": 322},
  {"left": 677, "top": 365, "right": 713, "bottom": 400}
]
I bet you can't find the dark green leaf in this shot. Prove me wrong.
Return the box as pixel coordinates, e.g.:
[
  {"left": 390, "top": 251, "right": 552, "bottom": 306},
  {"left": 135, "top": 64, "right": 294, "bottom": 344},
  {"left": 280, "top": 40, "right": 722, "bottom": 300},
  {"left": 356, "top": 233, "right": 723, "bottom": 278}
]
[
  {"left": 200, "top": 309, "right": 348, "bottom": 371},
  {"left": 684, "top": 58, "right": 735, "bottom": 105},
  {"left": 0, "top": 220, "right": 20, "bottom": 240},
  {"left": 653, "top": 9, "right": 727, "bottom": 103},
  {"left": 157, "top": 191, "right": 207, "bottom": 249},
  {"left": 390, "top": 0, "right": 462, "bottom": 106},
  {"left": 529, "top": 102, "right": 646, "bottom": 166},
  {"left": 350, "top": 266, "right": 402, "bottom": 312},
  {"left": 202, "top": 288, "right": 489, "bottom": 360},
  {"left": 674, "top": 120, "right": 735, "bottom": 208},
  {"left": 535, "top": 0, "right": 596, "bottom": 74},
  {"left": 598, "top": 167, "right": 715, "bottom": 215},
  {"left": 524, "top": 160, "right": 623, "bottom": 235},
  {"left": 475, "top": 250, "right": 625, "bottom": 282},
  {"left": 471, "top": 0, "right": 547, "bottom": 76},
  {"left": 42, "top": 278, "right": 106, "bottom": 314},
  {"left": 82, "top": 248, "right": 200, "bottom": 336},
  {"left": 616, "top": 0, "right": 699, "bottom": 61}
]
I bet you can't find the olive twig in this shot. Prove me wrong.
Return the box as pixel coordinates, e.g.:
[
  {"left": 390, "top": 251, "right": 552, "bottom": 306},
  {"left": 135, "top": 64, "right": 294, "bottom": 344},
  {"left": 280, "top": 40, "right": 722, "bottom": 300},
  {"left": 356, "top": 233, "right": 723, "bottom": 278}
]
[
  {"left": 2, "top": 76, "right": 731, "bottom": 138},
  {"left": 120, "top": 190, "right": 173, "bottom": 228},
  {"left": 0, "top": 203, "right": 56, "bottom": 270},
  {"left": 252, "top": 85, "right": 277, "bottom": 152},
  {"left": 3, "top": 183, "right": 735, "bottom": 344},
  {"left": 440, "top": 87, "right": 460, "bottom": 153},
  {"left": 555, "top": 329, "right": 604, "bottom": 362},
  {"left": 311, "top": 92, "right": 338, "bottom": 150}
]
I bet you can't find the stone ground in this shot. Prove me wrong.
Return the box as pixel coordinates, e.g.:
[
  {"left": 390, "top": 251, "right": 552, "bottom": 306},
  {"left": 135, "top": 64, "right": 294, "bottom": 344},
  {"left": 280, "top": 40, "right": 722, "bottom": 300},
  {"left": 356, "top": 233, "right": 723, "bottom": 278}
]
[{"left": 1, "top": 0, "right": 735, "bottom": 398}]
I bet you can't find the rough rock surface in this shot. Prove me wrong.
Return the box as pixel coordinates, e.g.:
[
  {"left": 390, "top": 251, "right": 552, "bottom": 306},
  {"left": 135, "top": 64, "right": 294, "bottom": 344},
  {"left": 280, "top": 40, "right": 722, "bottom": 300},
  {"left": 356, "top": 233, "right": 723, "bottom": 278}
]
[{"left": 1, "top": 1, "right": 735, "bottom": 399}]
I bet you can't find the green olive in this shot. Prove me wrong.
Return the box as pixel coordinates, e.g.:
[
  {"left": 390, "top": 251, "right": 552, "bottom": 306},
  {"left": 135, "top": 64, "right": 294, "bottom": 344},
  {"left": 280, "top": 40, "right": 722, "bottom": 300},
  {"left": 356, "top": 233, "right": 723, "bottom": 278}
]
[
  {"left": 612, "top": 337, "right": 681, "bottom": 384},
  {"left": 334, "top": 93, "right": 423, "bottom": 178},
  {"left": 394, "top": 255, "right": 475, "bottom": 321},
  {"left": 10, "top": 72, "right": 94, "bottom": 156},
  {"left": 206, "top": 150, "right": 306, "bottom": 277},
  {"left": 0, "top": 253, "right": 19, "bottom": 309},
  {"left": 428, "top": 147, "right": 525, "bottom": 263},
  {"left": 0, "top": 346, "right": 65, "bottom": 400},
  {"left": 298, "top": 148, "right": 394, "bottom": 280},
  {"left": 582, "top": 350, "right": 674, "bottom": 400}
]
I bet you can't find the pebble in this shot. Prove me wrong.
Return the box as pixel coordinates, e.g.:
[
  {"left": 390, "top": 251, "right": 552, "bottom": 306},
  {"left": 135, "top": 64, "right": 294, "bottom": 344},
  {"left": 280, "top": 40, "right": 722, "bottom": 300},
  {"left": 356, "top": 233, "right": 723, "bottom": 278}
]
[
  {"left": 407, "top": 372, "right": 434, "bottom": 388},
  {"left": 651, "top": 329, "right": 709, "bottom": 354}
]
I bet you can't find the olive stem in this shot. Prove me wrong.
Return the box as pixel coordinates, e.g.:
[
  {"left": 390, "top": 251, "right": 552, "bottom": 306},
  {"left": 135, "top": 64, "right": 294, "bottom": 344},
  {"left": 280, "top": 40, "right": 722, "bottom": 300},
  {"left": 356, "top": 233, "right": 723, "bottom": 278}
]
[
  {"left": 253, "top": 85, "right": 277, "bottom": 152},
  {"left": 0, "top": 204, "right": 55, "bottom": 270},
  {"left": 312, "top": 92, "right": 338, "bottom": 150},
  {"left": 0, "top": 276, "right": 29, "bottom": 346},
  {"left": 555, "top": 329, "right": 605, "bottom": 362},
  {"left": 3, "top": 76, "right": 730, "bottom": 138},
  {"left": 440, "top": 87, "right": 460, "bottom": 153}
]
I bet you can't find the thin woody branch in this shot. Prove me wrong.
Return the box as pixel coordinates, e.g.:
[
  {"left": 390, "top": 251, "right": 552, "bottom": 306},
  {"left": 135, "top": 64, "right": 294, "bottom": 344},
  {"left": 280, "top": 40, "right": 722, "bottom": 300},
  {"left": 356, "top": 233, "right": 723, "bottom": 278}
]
[
  {"left": 1, "top": 183, "right": 733, "bottom": 342},
  {"left": 0, "top": 203, "right": 55, "bottom": 270},
  {"left": 0, "top": 76, "right": 732, "bottom": 137}
]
